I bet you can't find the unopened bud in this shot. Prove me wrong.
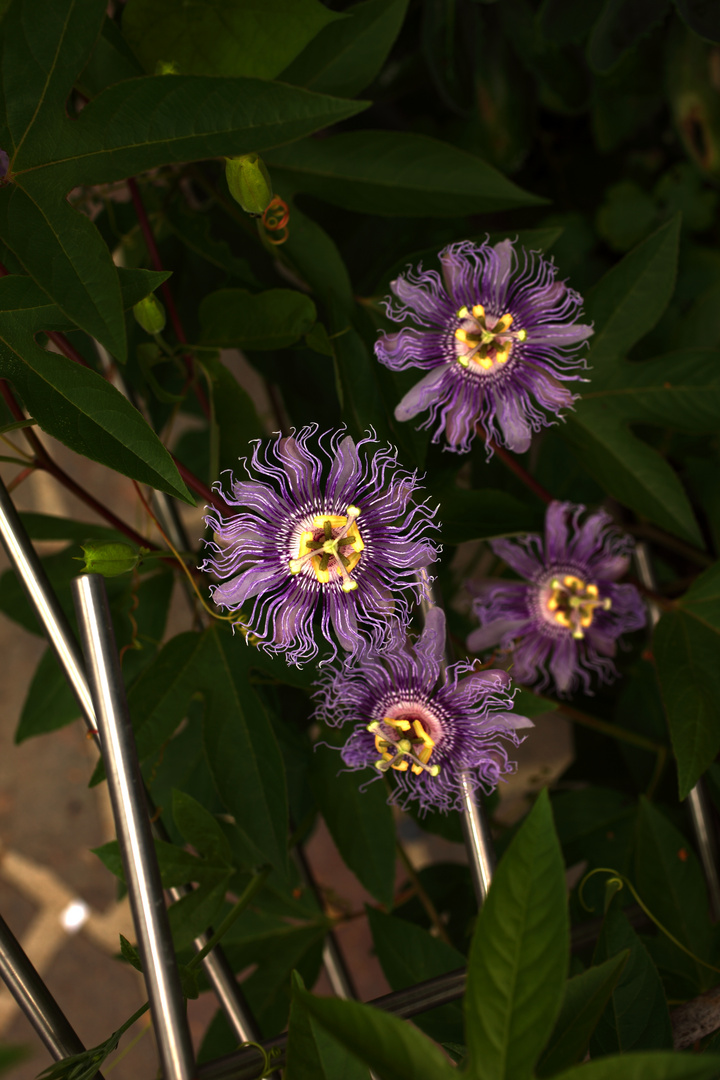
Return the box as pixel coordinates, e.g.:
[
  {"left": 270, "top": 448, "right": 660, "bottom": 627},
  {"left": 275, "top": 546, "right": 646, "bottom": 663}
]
[
  {"left": 79, "top": 541, "right": 141, "bottom": 578},
  {"left": 225, "top": 153, "right": 273, "bottom": 217},
  {"left": 133, "top": 293, "right": 166, "bottom": 335}
]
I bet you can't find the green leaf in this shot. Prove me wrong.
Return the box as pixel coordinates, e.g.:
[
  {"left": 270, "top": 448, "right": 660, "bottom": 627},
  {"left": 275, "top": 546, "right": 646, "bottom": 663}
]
[
  {"left": 590, "top": 906, "right": 673, "bottom": 1055},
  {"left": 563, "top": 344, "right": 720, "bottom": 543},
  {"left": 584, "top": 216, "right": 681, "bottom": 373},
  {"left": 465, "top": 788, "right": 567, "bottom": 1080},
  {"left": 536, "top": 954, "right": 629, "bottom": 1076},
  {"left": 93, "top": 837, "right": 230, "bottom": 888},
  {"left": 76, "top": 15, "right": 144, "bottom": 98},
  {"left": 552, "top": 1053, "right": 720, "bottom": 1080},
  {"left": 17, "top": 512, "right": 124, "bottom": 543},
  {"left": 119, "top": 934, "right": 142, "bottom": 972},
  {"left": 0, "top": 0, "right": 105, "bottom": 154},
  {"left": 199, "top": 288, "right": 317, "bottom": 351},
  {"left": 294, "top": 973, "right": 456, "bottom": 1080},
  {"left": 633, "top": 797, "right": 713, "bottom": 981},
  {"left": 309, "top": 733, "right": 396, "bottom": 907},
  {"left": 265, "top": 132, "right": 545, "bottom": 217},
  {"left": 0, "top": 331, "right": 193, "bottom": 505},
  {"left": 202, "top": 629, "right": 289, "bottom": 875},
  {"left": 433, "top": 486, "right": 544, "bottom": 544},
  {"left": 366, "top": 907, "right": 465, "bottom": 1044},
  {"left": 286, "top": 973, "right": 370, "bottom": 1080},
  {"left": 586, "top": 0, "right": 671, "bottom": 74},
  {"left": 0, "top": 182, "right": 127, "bottom": 359},
  {"left": 122, "top": 0, "right": 343, "bottom": 80},
  {"left": 15, "top": 646, "right": 80, "bottom": 742},
  {"left": 654, "top": 563, "right": 720, "bottom": 796},
  {"left": 673, "top": 0, "right": 720, "bottom": 41},
  {"left": 172, "top": 789, "right": 233, "bottom": 866},
  {"left": 167, "top": 871, "right": 233, "bottom": 951},
  {"left": 163, "top": 202, "right": 261, "bottom": 286},
  {"left": 280, "top": 0, "right": 409, "bottom": 98}
]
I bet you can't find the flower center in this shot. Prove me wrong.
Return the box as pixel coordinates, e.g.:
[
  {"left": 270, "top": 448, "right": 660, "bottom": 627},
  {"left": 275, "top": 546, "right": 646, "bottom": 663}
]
[
  {"left": 367, "top": 715, "right": 440, "bottom": 777},
  {"left": 288, "top": 506, "right": 364, "bottom": 592},
  {"left": 453, "top": 304, "right": 527, "bottom": 373},
  {"left": 542, "top": 573, "right": 611, "bottom": 640}
]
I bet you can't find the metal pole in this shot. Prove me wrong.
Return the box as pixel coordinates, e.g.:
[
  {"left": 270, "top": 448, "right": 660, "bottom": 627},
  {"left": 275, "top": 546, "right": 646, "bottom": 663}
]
[
  {"left": 72, "top": 574, "right": 195, "bottom": 1080},
  {"left": 197, "top": 968, "right": 467, "bottom": 1080},
  {"left": 0, "top": 913, "right": 103, "bottom": 1076},
  {"left": 635, "top": 542, "right": 720, "bottom": 920},
  {"left": 0, "top": 473, "right": 266, "bottom": 1040},
  {"left": 0, "top": 476, "right": 96, "bottom": 729},
  {"left": 417, "top": 568, "right": 495, "bottom": 905}
]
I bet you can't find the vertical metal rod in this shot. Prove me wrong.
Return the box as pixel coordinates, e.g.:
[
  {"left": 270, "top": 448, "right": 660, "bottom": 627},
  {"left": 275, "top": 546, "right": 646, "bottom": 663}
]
[
  {"left": 417, "top": 569, "right": 495, "bottom": 906},
  {"left": 0, "top": 913, "right": 103, "bottom": 1076},
  {"left": 72, "top": 574, "right": 195, "bottom": 1080},
  {"left": 293, "top": 843, "right": 358, "bottom": 1000},
  {"left": 0, "top": 472, "right": 267, "bottom": 1040},
  {"left": 635, "top": 542, "right": 720, "bottom": 920}
]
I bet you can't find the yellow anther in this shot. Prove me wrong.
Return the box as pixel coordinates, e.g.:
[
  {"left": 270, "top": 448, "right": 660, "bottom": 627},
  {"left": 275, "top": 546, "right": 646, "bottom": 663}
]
[
  {"left": 499, "top": 312, "right": 513, "bottom": 328},
  {"left": 479, "top": 356, "right": 494, "bottom": 370},
  {"left": 546, "top": 597, "right": 558, "bottom": 611},
  {"left": 394, "top": 760, "right": 409, "bottom": 772},
  {"left": 312, "top": 513, "right": 346, "bottom": 529},
  {"left": 587, "top": 584, "right": 599, "bottom": 598},
  {"left": 412, "top": 719, "right": 435, "bottom": 749},
  {"left": 572, "top": 629, "right": 585, "bottom": 640},
  {"left": 472, "top": 304, "right": 485, "bottom": 319},
  {"left": 455, "top": 328, "right": 469, "bottom": 342},
  {"left": 384, "top": 717, "right": 411, "bottom": 731},
  {"left": 457, "top": 305, "right": 469, "bottom": 318},
  {"left": 495, "top": 349, "right": 509, "bottom": 365}
]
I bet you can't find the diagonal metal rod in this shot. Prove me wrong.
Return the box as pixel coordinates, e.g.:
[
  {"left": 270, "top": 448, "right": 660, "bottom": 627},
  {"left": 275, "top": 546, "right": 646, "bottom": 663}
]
[
  {"left": 0, "top": 473, "right": 262, "bottom": 1044},
  {"left": 72, "top": 574, "right": 195, "bottom": 1080},
  {"left": 635, "top": 542, "right": 720, "bottom": 920},
  {"left": 417, "top": 568, "right": 495, "bottom": 904},
  {"left": 0, "top": 913, "right": 104, "bottom": 1077}
]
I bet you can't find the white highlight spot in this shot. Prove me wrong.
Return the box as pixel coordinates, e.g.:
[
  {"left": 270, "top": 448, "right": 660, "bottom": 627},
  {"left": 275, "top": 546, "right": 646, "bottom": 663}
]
[{"left": 60, "top": 899, "right": 89, "bottom": 934}]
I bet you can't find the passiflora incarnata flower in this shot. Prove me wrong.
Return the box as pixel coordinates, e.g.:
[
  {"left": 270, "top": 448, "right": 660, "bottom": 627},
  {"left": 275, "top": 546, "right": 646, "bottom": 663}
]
[
  {"left": 467, "top": 501, "right": 647, "bottom": 695},
  {"left": 375, "top": 238, "right": 593, "bottom": 455},
  {"left": 314, "top": 607, "right": 532, "bottom": 814},
  {"left": 201, "top": 426, "right": 440, "bottom": 666}
]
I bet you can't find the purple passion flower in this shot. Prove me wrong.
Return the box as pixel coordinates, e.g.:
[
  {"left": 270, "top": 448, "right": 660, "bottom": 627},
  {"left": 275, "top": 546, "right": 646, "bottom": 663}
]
[
  {"left": 314, "top": 607, "right": 533, "bottom": 814},
  {"left": 467, "top": 501, "right": 647, "bottom": 695},
  {"left": 375, "top": 239, "right": 593, "bottom": 455},
  {"left": 201, "top": 426, "right": 440, "bottom": 666}
]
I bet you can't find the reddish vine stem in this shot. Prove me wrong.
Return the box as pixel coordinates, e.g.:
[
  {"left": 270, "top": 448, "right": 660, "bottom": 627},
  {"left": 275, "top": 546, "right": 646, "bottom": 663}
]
[
  {"left": 488, "top": 438, "right": 553, "bottom": 505},
  {"left": 173, "top": 458, "right": 224, "bottom": 513},
  {"left": 126, "top": 176, "right": 210, "bottom": 419}
]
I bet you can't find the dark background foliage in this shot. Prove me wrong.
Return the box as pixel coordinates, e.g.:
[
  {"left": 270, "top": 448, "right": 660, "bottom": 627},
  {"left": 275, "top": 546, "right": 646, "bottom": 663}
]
[{"left": 2, "top": 0, "right": 720, "bottom": 1076}]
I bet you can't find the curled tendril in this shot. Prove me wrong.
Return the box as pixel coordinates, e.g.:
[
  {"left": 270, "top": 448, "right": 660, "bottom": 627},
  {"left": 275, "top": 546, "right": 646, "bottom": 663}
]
[
  {"left": 579, "top": 867, "right": 720, "bottom": 975},
  {"left": 237, "top": 1041, "right": 281, "bottom": 1078},
  {"left": 261, "top": 195, "right": 290, "bottom": 244}
]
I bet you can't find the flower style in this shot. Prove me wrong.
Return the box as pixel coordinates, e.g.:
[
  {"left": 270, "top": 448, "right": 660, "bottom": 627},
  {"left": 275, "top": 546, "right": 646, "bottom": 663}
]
[
  {"left": 314, "top": 607, "right": 532, "bottom": 814},
  {"left": 375, "top": 238, "right": 593, "bottom": 455},
  {"left": 201, "top": 426, "right": 440, "bottom": 666},
  {"left": 467, "top": 502, "right": 647, "bottom": 695}
]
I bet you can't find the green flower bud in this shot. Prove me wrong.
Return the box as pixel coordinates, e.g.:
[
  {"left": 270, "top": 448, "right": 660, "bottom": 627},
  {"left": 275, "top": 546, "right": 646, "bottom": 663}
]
[
  {"left": 79, "top": 541, "right": 141, "bottom": 578},
  {"left": 133, "top": 293, "right": 166, "bottom": 335},
  {"left": 225, "top": 153, "right": 273, "bottom": 217}
]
